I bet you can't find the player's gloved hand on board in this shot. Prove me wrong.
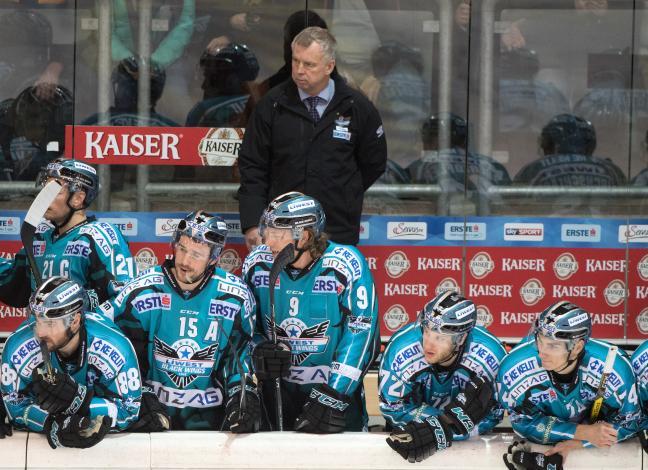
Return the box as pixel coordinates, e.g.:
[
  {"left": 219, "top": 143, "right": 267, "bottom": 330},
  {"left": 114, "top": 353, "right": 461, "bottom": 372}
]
[
  {"left": 294, "top": 383, "right": 349, "bottom": 433},
  {"left": 225, "top": 379, "right": 261, "bottom": 433},
  {"left": 638, "top": 429, "right": 648, "bottom": 454},
  {"left": 128, "top": 386, "right": 170, "bottom": 432},
  {"left": 0, "top": 401, "right": 12, "bottom": 439},
  {"left": 442, "top": 371, "right": 494, "bottom": 436},
  {"left": 386, "top": 416, "right": 452, "bottom": 463},
  {"left": 32, "top": 368, "right": 93, "bottom": 416},
  {"left": 503, "top": 440, "right": 564, "bottom": 470},
  {"left": 252, "top": 340, "right": 291, "bottom": 381},
  {"left": 44, "top": 414, "right": 111, "bottom": 449}
]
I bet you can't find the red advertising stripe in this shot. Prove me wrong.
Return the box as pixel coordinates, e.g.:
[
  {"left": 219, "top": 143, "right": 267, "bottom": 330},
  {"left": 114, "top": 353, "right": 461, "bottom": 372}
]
[{"left": 64, "top": 125, "right": 244, "bottom": 166}]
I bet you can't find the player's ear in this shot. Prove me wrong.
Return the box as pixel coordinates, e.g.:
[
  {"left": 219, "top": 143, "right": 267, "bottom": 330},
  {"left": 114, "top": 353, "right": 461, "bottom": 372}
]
[
  {"left": 572, "top": 339, "right": 585, "bottom": 355},
  {"left": 70, "top": 190, "right": 86, "bottom": 210}
]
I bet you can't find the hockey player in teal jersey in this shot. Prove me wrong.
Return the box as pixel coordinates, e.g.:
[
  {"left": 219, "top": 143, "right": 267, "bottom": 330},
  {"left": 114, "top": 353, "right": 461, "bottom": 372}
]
[
  {"left": 380, "top": 291, "right": 504, "bottom": 462},
  {"left": 101, "top": 211, "right": 259, "bottom": 432},
  {"left": 498, "top": 301, "right": 639, "bottom": 464},
  {"left": 242, "top": 192, "right": 380, "bottom": 433},
  {"left": 631, "top": 340, "right": 648, "bottom": 453},
  {"left": 0, "top": 277, "right": 141, "bottom": 448},
  {"left": 0, "top": 158, "right": 134, "bottom": 308}
]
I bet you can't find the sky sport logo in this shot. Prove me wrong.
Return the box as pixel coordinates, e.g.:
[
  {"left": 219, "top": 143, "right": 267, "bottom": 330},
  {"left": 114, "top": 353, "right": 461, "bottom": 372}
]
[
  {"left": 553, "top": 252, "right": 578, "bottom": 280},
  {"left": 503, "top": 223, "right": 544, "bottom": 241},
  {"left": 604, "top": 279, "right": 626, "bottom": 307},
  {"left": 383, "top": 304, "right": 409, "bottom": 332},
  {"left": 561, "top": 224, "right": 601, "bottom": 242},
  {"left": 469, "top": 252, "right": 495, "bottom": 279},
  {"left": 387, "top": 222, "right": 427, "bottom": 240},
  {"left": 384, "top": 251, "right": 411, "bottom": 278},
  {"left": 520, "top": 278, "right": 545, "bottom": 306}
]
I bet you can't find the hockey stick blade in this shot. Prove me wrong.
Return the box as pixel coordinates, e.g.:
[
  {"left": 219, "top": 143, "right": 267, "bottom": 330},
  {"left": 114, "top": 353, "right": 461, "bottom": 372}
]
[
  {"left": 21, "top": 181, "right": 62, "bottom": 286},
  {"left": 589, "top": 345, "right": 617, "bottom": 423},
  {"left": 267, "top": 243, "right": 295, "bottom": 432}
]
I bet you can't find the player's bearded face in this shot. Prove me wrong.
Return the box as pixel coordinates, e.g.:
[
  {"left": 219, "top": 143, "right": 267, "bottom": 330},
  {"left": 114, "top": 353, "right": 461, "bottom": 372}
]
[
  {"left": 33, "top": 316, "right": 72, "bottom": 351},
  {"left": 422, "top": 330, "right": 456, "bottom": 364},
  {"left": 536, "top": 334, "right": 570, "bottom": 371},
  {"left": 173, "top": 236, "right": 212, "bottom": 284}
]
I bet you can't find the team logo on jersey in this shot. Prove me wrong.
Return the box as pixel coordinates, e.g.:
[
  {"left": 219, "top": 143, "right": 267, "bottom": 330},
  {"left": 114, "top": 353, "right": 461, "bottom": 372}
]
[
  {"left": 553, "top": 252, "right": 578, "bottom": 280},
  {"left": 348, "top": 315, "right": 372, "bottom": 334},
  {"left": 383, "top": 304, "right": 409, "bottom": 332},
  {"left": 273, "top": 317, "right": 330, "bottom": 365},
  {"left": 384, "top": 251, "right": 410, "bottom": 279},
  {"left": 435, "top": 278, "right": 460, "bottom": 296},
  {"left": 637, "top": 254, "right": 648, "bottom": 281},
  {"left": 154, "top": 337, "right": 218, "bottom": 388},
  {"left": 520, "top": 279, "right": 545, "bottom": 306},
  {"left": 218, "top": 249, "right": 241, "bottom": 273},
  {"left": 135, "top": 248, "right": 158, "bottom": 274},
  {"left": 604, "top": 279, "right": 626, "bottom": 307},
  {"left": 469, "top": 252, "right": 494, "bottom": 279},
  {"left": 637, "top": 308, "right": 648, "bottom": 335},
  {"left": 476, "top": 305, "right": 493, "bottom": 327}
]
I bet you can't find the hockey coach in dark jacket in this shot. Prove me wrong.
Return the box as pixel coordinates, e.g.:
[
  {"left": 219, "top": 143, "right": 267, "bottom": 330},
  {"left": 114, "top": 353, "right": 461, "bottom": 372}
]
[{"left": 237, "top": 26, "right": 387, "bottom": 248}]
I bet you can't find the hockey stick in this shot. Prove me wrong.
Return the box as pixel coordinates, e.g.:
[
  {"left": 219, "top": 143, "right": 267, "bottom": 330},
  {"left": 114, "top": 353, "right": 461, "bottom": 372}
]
[
  {"left": 589, "top": 345, "right": 617, "bottom": 423},
  {"left": 268, "top": 243, "right": 295, "bottom": 431},
  {"left": 21, "top": 180, "right": 61, "bottom": 380}
]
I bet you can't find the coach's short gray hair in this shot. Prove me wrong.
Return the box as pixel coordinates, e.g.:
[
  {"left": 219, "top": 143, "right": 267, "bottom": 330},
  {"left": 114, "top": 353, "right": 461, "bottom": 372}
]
[{"left": 291, "top": 26, "right": 336, "bottom": 62}]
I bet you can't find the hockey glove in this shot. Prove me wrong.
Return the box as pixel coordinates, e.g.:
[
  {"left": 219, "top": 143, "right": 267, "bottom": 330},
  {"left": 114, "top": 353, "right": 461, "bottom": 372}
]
[
  {"left": 0, "top": 401, "right": 12, "bottom": 439},
  {"left": 442, "top": 371, "right": 494, "bottom": 436},
  {"left": 32, "top": 368, "right": 93, "bottom": 416},
  {"left": 503, "top": 440, "right": 564, "bottom": 470},
  {"left": 44, "top": 414, "right": 111, "bottom": 449},
  {"left": 128, "top": 387, "right": 170, "bottom": 432},
  {"left": 294, "top": 384, "right": 349, "bottom": 433},
  {"left": 639, "top": 429, "right": 648, "bottom": 454},
  {"left": 252, "top": 340, "right": 291, "bottom": 381},
  {"left": 386, "top": 416, "right": 452, "bottom": 463},
  {"left": 225, "top": 380, "right": 261, "bottom": 433}
]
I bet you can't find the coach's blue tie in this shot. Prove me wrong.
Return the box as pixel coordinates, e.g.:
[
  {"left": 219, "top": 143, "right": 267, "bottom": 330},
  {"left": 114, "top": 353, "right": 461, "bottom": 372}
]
[{"left": 305, "top": 96, "right": 321, "bottom": 123}]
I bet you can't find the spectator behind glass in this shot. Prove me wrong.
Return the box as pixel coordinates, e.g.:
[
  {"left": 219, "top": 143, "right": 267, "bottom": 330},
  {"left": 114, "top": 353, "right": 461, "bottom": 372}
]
[
  {"left": 82, "top": 57, "right": 178, "bottom": 190},
  {"left": 498, "top": 48, "right": 569, "bottom": 133},
  {"left": 514, "top": 113, "right": 626, "bottom": 186},
  {"left": 631, "top": 130, "right": 648, "bottom": 185},
  {"left": 368, "top": 41, "right": 428, "bottom": 171},
  {"left": 0, "top": 85, "right": 73, "bottom": 181},
  {"left": 408, "top": 113, "right": 511, "bottom": 193},
  {"left": 177, "top": 43, "right": 259, "bottom": 183}
]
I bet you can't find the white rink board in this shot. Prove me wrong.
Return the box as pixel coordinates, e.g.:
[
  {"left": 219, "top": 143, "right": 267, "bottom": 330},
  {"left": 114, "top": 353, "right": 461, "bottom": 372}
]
[{"left": 0, "top": 431, "right": 642, "bottom": 469}]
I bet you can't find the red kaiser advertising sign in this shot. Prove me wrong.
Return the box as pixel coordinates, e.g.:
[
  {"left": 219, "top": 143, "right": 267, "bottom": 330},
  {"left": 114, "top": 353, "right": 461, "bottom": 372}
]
[{"left": 65, "top": 125, "right": 244, "bottom": 166}]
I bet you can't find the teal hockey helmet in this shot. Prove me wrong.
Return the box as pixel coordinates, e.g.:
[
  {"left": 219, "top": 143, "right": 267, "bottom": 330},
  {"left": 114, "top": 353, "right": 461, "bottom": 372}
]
[
  {"left": 172, "top": 210, "right": 228, "bottom": 261},
  {"left": 259, "top": 191, "right": 326, "bottom": 241},
  {"left": 534, "top": 300, "right": 591, "bottom": 345},
  {"left": 419, "top": 290, "right": 477, "bottom": 336},
  {"left": 29, "top": 276, "right": 88, "bottom": 322},
  {"left": 37, "top": 158, "right": 98, "bottom": 207}
]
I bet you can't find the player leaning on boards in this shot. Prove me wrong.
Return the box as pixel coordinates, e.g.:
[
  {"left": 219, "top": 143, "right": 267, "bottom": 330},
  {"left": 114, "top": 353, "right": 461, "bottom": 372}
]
[
  {"left": 0, "top": 277, "right": 142, "bottom": 448},
  {"left": 499, "top": 301, "right": 639, "bottom": 469},
  {"left": 0, "top": 159, "right": 134, "bottom": 309},
  {"left": 243, "top": 192, "right": 380, "bottom": 432},
  {"left": 631, "top": 339, "right": 648, "bottom": 454},
  {"left": 380, "top": 291, "right": 505, "bottom": 463},
  {"left": 99, "top": 211, "right": 259, "bottom": 432}
]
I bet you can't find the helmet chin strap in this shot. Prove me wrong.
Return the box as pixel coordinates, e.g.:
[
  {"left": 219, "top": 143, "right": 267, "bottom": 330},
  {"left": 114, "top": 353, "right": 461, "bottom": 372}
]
[
  {"left": 554, "top": 344, "right": 583, "bottom": 374},
  {"left": 53, "top": 193, "right": 81, "bottom": 230}
]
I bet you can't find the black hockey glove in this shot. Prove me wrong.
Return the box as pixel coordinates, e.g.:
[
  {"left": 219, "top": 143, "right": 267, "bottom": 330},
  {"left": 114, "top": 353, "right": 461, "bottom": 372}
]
[
  {"left": 225, "top": 380, "right": 261, "bottom": 433},
  {"left": 294, "top": 384, "right": 349, "bottom": 433},
  {"left": 128, "top": 387, "right": 170, "bottom": 432},
  {"left": 252, "top": 340, "right": 291, "bottom": 381},
  {"left": 32, "top": 368, "right": 93, "bottom": 416},
  {"left": 0, "top": 401, "right": 12, "bottom": 439},
  {"left": 44, "top": 414, "right": 111, "bottom": 449},
  {"left": 639, "top": 429, "right": 648, "bottom": 454},
  {"left": 503, "top": 440, "right": 564, "bottom": 470},
  {"left": 386, "top": 416, "right": 452, "bottom": 463},
  {"left": 442, "top": 371, "right": 494, "bottom": 436}
]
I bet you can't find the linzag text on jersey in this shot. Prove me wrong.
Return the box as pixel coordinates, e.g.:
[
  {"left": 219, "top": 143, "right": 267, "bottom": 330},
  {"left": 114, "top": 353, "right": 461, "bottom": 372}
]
[
  {"left": 331, "top": 247, "right": 362, "bottom": 277},
  {"left": 468, "top": 344, "right": 499, "bottom": 372},
  {"left": 503, "top": 357, "right": 538, "bottom": 387}
]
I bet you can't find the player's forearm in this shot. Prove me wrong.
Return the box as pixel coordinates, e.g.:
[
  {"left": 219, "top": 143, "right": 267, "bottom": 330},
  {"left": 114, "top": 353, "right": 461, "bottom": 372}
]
[
  {"left": 511, "top": 414, "right": 577, "bottom": 444},
  {"left": 14, "top": 403, "right": 49, "bottom": 432}
]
